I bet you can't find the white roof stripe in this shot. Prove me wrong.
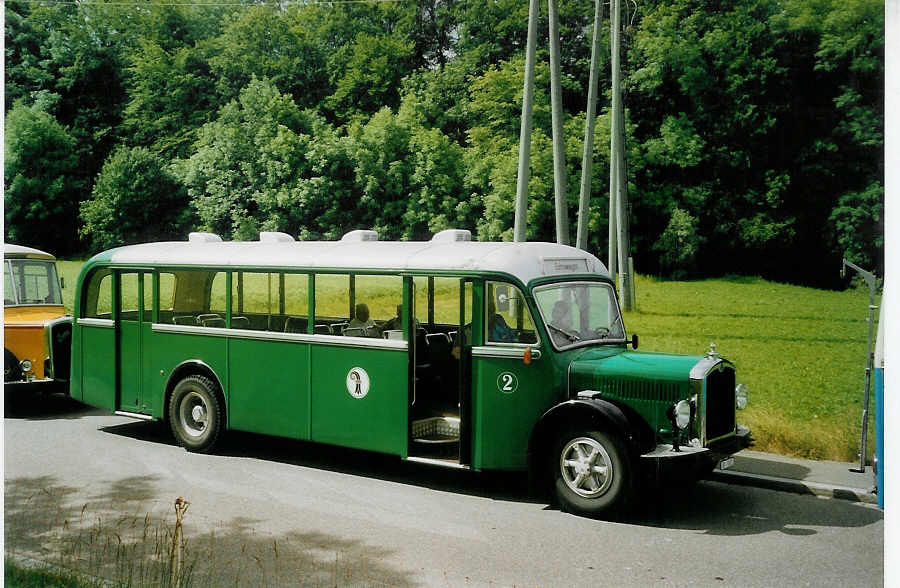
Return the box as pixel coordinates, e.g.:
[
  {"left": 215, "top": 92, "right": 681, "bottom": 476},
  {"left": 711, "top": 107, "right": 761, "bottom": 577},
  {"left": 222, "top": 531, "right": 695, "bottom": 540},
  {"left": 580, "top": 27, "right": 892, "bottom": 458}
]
[{"left": 103, "top": 240, "right": 609, "bottom": 285}]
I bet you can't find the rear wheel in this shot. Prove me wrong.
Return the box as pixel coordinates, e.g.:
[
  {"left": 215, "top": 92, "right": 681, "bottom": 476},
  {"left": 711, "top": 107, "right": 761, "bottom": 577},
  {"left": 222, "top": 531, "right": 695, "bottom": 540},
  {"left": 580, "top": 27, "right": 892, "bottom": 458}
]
[
  {"left": 552, "top": 429, "right": 632, "bottom": 518},
  {"left": 169, "top": 375, "right": 223, "bottom": 453}
]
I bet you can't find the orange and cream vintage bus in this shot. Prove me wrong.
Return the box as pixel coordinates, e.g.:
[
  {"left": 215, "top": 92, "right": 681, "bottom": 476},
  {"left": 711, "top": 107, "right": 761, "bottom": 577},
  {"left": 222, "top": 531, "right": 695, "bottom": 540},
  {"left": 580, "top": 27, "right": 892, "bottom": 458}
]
[{"left": 3, "top": 244, "right": 72, "bottom": 393}]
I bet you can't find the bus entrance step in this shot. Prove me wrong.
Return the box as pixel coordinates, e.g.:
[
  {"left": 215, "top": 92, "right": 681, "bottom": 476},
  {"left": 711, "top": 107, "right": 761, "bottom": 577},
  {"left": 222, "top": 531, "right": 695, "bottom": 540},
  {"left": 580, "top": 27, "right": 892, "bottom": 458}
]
[{"left": 411, "top": 416, "right": 459, "bottom": 444}]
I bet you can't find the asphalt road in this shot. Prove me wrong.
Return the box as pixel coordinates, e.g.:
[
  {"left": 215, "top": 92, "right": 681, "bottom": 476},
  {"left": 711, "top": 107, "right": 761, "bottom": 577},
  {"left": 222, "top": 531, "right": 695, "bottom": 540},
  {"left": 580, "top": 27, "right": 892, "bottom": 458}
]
[{"left": 4, "top": 394, "right": 884, "bottom": 587}]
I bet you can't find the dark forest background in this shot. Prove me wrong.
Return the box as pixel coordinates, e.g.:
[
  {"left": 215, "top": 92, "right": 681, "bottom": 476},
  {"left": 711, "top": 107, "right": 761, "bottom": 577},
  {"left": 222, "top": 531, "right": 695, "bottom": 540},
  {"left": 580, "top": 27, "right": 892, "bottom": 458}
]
[{"left": 4, "top": 0, "right": 884, "bottom": 287}]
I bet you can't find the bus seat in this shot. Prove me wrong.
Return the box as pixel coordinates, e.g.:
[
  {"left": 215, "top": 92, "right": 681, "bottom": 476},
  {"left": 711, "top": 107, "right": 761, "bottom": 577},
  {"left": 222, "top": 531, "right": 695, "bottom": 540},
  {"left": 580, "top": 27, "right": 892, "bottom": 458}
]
[
  {"left": 231, "top": 316, "right": 250, "bottom": 329},
  {"left": 284, "top": 316, "right": 306, "bottom": 333},
  {"left": 425, "top": 333, "right": 452, "bottom": 346},
  {"left": 331, "top": 321, "right": 349, "bottom": 334},
  {"left": 202, "top": 317, "right": 225, "bottom": 328},
  {"left": 173, "top": 315, "right": 195, "bottom": 325},
  {"left": 195, "top": 313, "right": 221, "bottom": 325},
  {"left": 314, "top": 324, "right": 331, "bottom": 335},
  {"left": 425, "top": 333, "right": 453, "bottom": 363}
]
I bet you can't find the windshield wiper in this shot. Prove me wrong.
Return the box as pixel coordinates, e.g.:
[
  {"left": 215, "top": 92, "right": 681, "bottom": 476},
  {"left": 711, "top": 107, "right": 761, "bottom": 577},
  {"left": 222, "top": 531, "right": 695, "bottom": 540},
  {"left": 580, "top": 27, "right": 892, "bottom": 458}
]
[{"left": 547, "top": 323, "right": 581, "bottom": 342}]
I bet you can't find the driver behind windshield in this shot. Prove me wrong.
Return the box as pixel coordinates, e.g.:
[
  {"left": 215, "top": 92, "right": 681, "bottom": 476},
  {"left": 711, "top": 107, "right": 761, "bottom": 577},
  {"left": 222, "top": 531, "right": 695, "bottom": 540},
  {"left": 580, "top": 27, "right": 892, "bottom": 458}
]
[{"left": 549, "top": 300, "right": 575, "bottom": 346}]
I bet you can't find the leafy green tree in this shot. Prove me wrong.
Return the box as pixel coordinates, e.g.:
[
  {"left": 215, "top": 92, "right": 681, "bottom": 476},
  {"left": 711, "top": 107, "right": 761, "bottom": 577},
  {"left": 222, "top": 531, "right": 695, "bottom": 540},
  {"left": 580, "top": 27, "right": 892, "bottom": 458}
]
[
  {"left": 80, "top": 147, "right": 192, "bottom": 250},
  {"left": 4, "top": 6, "right": 54, "bottom": 111},
  {"left": 326, "top": 33, "right": 415, "bottom": 121},
  {"left": 207, "top": 5, "right": 330, "bottom": 109},
  {"left": 122, "top": 40, "right": 219, "bottom": 159},
  {"left": 4, "top": 102, "right": 80, "bottom": 255},
  {"left": 828, "top": 183, "right": 883, "bottom": 271},
  {"left": 629, "top": 0, "right": 800, "bottom": 277},
  {"left": 402, "top": 126, "right": 472, "bottom": 239},
  {"left": 654, "top": 208, "right": 703, "bottom": 279},
  {"left": 346, "top": 108, "right": 414, "bottom": 236},
  {"left": 177, "top": 78, "right": 312, "bottom": 239}
]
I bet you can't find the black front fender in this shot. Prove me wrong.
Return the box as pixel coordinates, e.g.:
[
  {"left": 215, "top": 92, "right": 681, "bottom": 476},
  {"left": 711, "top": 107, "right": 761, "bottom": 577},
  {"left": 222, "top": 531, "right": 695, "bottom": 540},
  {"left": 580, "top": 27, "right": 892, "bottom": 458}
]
[{"left": 527, "top": 397, "right": 653, "bottom": 485}]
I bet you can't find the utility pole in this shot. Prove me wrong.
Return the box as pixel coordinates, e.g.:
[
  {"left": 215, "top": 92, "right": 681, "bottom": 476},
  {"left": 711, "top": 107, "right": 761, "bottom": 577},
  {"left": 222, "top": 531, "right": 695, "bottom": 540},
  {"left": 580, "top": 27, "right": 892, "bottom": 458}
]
[
  {"left": 548, "top": 0, "right": 569, "bottom": 245},
  {"left": 513, "top": 0, "right": 541, "bottom": 242},
  {"left": 576, "top": 0, "right": 603, "bottom": 251},
  {"left": 609, "top": 0, "right": 633, "bottom": 310},
  {"left": 608, "top": 0, "right": 620, "bottom": 283}
]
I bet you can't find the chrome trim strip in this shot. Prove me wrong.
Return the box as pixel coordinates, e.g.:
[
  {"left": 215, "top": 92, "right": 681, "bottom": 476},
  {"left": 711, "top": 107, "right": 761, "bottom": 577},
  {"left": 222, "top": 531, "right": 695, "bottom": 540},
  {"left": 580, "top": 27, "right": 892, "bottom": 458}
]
[
  {"left": 471, "top": 345, "right": 534, "bottom": 359},
  {"left": 114, "top": 410, "right": 154, "bottom": 421},
  {"left": 640, "top": 444, "right": 709, "bottom": 459},
  {"left": 151, "top": 323, "right": 408, "bottom": 350},
  {"left": 77, "top": 318, "right": 115, "bottom": 328},
  {"left": 690, "top": 357, "right": 736, "bottom": 446},
  {"left": 405, "top": 456, "right": 471, "bottom": 470},
  {"left": 5, "top": 378, "right": 55, "bottom": 386},
  {"left": 690, "top": 356, "right": 735, "bottom": 380}
]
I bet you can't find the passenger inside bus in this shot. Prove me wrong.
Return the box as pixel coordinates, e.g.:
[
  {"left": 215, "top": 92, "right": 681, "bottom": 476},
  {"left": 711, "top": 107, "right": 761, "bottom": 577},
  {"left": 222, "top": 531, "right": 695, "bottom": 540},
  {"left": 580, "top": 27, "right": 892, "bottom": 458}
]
[{"left": 347, "top": 303, "right": 379, "bottom": 337}]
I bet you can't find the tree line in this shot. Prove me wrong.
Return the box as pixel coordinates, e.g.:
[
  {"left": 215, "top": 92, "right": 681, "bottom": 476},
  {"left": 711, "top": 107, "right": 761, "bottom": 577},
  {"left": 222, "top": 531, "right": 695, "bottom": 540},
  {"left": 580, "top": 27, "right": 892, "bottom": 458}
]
[{"left": 4, "top": 0, "right": 883, "bottom": 287}]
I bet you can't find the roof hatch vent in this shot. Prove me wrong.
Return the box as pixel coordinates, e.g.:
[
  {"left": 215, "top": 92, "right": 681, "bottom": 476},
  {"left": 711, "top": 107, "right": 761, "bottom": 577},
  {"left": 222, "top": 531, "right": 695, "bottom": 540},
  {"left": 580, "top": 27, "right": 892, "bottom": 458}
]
[
  {"left": 341, "top": 230, "right": 379, "bottom": 242},
  {"left": 259, "top": 232, "right": 295, "bottom": 243},
  {"left": 431, "top": 229, "right": 472, "bottom": 243},
  {"left": 188, "top": 232, "right": 222, "bottom": 243}
]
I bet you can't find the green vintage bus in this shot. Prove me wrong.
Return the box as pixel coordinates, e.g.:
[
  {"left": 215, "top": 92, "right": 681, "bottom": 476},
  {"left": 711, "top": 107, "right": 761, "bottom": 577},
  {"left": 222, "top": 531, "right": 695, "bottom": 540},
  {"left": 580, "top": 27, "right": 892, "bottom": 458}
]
[{"left": 70, "top": 229, "right": 749, "bottom": 517}]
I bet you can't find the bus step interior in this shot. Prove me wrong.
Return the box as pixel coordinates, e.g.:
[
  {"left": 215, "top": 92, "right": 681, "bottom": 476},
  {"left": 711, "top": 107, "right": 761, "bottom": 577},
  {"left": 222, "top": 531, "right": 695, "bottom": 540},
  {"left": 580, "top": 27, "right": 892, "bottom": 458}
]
[{"left": 411, "top": 417, "right": 460, "bottom": 457}]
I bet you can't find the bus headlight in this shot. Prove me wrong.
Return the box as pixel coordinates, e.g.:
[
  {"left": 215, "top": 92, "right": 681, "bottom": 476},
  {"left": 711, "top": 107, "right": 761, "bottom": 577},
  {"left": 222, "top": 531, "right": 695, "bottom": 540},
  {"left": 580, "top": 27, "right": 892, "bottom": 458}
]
[
  {"left": 673, "top": 399, "right": 691, "bottom": 430},
  {"left": 735, "top": 384, "right": 748, "bottom": 410},
  {"left": 20, "top": 359, "right": 33, "bottom": 374}
]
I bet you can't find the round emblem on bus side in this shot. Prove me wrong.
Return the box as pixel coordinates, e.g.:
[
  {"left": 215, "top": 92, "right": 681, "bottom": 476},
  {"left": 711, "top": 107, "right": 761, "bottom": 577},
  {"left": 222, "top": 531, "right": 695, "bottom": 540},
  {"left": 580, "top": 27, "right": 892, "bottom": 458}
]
[
  {"left": 497, "top": 372, "right": 519, "bottom": 394},
  {"left": 346, "top": 367, "right": 370, "bottom": 399}
]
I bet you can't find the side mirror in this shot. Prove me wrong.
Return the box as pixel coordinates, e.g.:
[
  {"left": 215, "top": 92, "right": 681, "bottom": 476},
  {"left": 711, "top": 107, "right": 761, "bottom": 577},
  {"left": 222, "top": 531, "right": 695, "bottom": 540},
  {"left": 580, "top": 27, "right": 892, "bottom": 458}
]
[
  {"left": 631, "top": 333, "right": 639, "bottom": 350},
  {"left": 495, "top": 285, "right": 510, "bottom": 312}
]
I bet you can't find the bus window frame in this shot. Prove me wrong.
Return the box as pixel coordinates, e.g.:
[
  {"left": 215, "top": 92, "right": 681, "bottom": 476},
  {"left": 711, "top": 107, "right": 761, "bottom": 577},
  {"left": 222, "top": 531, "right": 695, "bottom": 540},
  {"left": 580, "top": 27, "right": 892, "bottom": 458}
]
[{"left": 483, "top": 280, "right": 540, "bottom": 349}]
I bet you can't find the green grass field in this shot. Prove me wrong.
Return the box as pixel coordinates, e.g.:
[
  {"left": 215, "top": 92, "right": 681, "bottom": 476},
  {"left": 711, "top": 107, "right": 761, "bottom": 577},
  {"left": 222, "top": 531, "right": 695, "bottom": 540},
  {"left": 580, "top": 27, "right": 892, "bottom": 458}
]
[
  {"left": 623, "top": 274, "right": 877, "bottom": 462},
  {"left": 56, "top": 260, "right": 877, "bottom": 462}
]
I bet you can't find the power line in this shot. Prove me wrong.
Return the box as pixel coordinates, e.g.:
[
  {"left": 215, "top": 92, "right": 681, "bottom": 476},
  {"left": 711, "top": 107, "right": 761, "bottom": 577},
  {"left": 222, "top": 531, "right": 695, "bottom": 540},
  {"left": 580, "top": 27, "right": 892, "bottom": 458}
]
[{"left": 5, "top": 0, "right": 410, "bottom": 7}]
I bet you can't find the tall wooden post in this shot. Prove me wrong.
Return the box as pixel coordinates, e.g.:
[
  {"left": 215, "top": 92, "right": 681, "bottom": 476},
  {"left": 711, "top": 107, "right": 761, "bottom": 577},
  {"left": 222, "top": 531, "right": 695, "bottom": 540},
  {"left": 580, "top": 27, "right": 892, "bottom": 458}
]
[
  {"left": 514, "top": 0, "right": 541, "bottom": 242},
  {"left": 576, "top": 0, "right": 603, "bottom": 251}
]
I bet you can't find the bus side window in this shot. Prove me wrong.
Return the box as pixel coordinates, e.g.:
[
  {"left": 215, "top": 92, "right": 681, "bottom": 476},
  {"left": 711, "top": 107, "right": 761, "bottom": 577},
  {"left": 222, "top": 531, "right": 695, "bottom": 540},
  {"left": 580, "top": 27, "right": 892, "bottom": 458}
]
[
  {"left": 232, "top": 271, "right": 280, "bottom": 331},
  {"left": 314, "top": 274, "right": 349, "bottom": 334},
  {"left": 83, "top": 269, "right": 113, "bottom": 319},
  {"left": 486, "top": 282, "right": 537, "bottom": 345},
  {"left": 282, "top": 273, "right": 309, "bottom": 333},
  {"left": 4, "top": 262, "right": 17, "bottom": 304},
  {"left": 354, "top": 275, "right": 401, "bottom": 338},
  {"left": 171, "top": 270, "right": 225, "bottom": 326},
  {"left": 158, "top": 273, "right": 176, "bottom": 323}
]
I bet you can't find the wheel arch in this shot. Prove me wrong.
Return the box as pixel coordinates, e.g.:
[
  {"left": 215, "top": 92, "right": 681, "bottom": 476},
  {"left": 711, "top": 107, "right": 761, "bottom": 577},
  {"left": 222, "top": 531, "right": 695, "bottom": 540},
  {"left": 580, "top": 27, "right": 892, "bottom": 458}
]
[
  {"left": 527, "top": 398, "right": 651, "bottom": 487},
  {"left": 163, "top": 360, "right": 227, "bottom": 428}
]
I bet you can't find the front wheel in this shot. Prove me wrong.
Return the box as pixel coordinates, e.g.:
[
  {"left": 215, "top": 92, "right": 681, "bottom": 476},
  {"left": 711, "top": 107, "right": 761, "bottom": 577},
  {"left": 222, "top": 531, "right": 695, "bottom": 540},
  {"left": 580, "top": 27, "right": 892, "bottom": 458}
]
[
  {"left": 552, "top": 429, "right": 632, "bottom": 518},
  {"left": 169, "top": 375, "right": 224, "bottom": 453}
]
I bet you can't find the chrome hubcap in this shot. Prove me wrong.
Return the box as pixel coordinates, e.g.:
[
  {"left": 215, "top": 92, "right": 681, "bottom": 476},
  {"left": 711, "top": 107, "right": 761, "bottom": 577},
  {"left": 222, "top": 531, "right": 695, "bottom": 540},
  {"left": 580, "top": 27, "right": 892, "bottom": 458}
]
[
  {"left": 560, "top": 437, "right": 613, "bottom": 498},
  {"left": 179, "top": 391, "right": 209, "bottom": 438}
]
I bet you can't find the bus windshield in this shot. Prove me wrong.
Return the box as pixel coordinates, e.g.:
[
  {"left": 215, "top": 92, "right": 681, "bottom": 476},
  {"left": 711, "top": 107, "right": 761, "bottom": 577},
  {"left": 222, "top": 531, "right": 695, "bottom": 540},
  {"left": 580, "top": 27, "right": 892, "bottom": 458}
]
[
  {"left": 533, "top": 281, "right": 625, "bottom": 349},
  {"left": 5, "top": 259, "right": 63, "bottom": 306}
]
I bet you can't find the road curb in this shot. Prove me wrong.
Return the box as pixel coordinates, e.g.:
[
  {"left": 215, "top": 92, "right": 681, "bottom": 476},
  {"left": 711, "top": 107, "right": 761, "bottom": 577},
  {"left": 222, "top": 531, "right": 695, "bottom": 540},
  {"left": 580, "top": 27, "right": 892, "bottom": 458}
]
[{"left": 709, "top": 469, "right": 879, "bottom": 505}]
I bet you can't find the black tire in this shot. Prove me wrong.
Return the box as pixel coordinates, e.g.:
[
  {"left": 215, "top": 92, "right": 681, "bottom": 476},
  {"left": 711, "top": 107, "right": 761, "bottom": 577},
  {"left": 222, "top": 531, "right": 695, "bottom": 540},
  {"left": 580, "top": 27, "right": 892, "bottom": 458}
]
[
  {"left": 5, "top": 348, "right": 22, "bottom": 383},
  {"left": 551, "top": 429, "right": 632, "bottom": 518},
  {"left": 168, "top": 375, "right": 224, "bottom": 453}
]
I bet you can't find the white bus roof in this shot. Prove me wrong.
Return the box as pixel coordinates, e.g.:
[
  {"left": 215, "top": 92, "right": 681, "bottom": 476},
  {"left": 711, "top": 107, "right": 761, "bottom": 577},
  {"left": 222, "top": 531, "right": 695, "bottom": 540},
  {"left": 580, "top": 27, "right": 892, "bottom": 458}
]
[
  {"left": 3, "top": 243, "right": 56, "bottom": 260},
  {"left": 96, "top": 231, "right": 609, "bottom": 285}
]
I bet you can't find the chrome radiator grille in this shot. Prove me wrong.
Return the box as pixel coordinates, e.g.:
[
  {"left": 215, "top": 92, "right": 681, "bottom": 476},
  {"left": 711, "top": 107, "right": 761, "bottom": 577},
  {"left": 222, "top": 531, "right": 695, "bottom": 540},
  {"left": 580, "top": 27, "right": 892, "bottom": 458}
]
[{"left": 704, "top": 365, "right": 736, "bottom": 442}]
